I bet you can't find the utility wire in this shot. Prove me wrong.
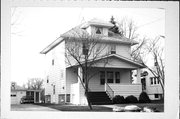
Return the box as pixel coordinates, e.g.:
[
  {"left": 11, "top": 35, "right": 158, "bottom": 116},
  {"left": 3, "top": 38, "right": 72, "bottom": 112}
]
[{"left": 137, "top": 17, "right": 164, "bottom": 29}]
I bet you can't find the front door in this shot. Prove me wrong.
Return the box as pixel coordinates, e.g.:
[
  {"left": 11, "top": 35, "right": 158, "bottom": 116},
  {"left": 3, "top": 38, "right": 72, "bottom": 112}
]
[
  {"left": 141, "top": 78, "right": 146, "bottom": 91},
  {"left": 36, "top": 92, "right": 39, "bottom": 103}
]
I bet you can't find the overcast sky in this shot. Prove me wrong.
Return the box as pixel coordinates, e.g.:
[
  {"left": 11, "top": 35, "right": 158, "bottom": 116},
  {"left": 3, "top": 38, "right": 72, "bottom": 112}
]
[{"left": 11, "top": 7, "right": 165, "bottom": 86}]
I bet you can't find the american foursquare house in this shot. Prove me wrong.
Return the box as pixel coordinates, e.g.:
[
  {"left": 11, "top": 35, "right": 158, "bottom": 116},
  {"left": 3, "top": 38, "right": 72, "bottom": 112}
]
[{"left": 40, "top": 18, "right": 145, "bottom": 105}]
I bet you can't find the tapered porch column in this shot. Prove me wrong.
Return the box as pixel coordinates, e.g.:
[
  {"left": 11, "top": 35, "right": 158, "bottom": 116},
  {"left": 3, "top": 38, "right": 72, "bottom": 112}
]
[{"left": 136, "top": 68, "right": 141, "bottom": 84}]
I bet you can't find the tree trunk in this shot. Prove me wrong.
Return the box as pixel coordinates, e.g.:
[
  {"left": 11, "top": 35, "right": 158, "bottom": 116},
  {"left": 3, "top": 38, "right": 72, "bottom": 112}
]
[
  {"left": 84, "top": 55, "right": 93, "bottom": 110},
  {"left": 85, "top": 90, "right": 92, "bottom": 110}
]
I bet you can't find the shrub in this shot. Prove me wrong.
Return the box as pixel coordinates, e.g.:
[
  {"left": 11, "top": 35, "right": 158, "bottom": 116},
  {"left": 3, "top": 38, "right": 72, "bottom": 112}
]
[
  {"left": 139, "top": 92, "right": 151, "bottom": 103},
  {"left": 112, "top": 95, "right": 125, "bottom": 104},
  {"left": 125, "top": 95, "right": 138, "bottom": 103}
]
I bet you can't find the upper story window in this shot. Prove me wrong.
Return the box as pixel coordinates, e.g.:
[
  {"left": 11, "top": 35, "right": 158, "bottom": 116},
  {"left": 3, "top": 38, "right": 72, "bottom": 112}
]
[
  {"left": 150, "top": 77, "right": 160, "bottom": 85},
  {"left": 82, "top": 43, "right": 89, "bottom": 55},
  {"left": 53, "top": 85, "right": 55, "bottom": 94},
  {"left": 95, "top": 27, "right": 103, "bottom": 35},
  {"left": 110, "top": 44, "right": 116, "bottom": 54},
  {"left": 52, "top": 59, "right": 54, "bottom": 66},
  {"left": 47, "top": 76, "right": 49, "bottom": 83},
  {"left": 11, "top": 94, "right": 16, "bottom": 97}
]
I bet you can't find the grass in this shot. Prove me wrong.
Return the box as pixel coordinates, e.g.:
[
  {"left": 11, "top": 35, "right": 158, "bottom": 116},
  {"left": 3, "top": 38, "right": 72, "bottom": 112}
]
[
  {"left": 116, "top": 103, "right": 164, "bottom": 112},
  {"left": 34, "top": 103, "right": 113, "bottom": 112},
  {"left": 34, "top": 102, "right": 164, "bottom": 112}
]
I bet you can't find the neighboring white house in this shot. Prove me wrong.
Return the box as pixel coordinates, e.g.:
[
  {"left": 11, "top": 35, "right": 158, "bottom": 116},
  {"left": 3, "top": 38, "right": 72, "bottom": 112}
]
[
  {"left": 40, "top": 18, "right": 145, "bottom": 105},
  {"left": 140, "top": 69, "right": 163, "bottom": 100}
]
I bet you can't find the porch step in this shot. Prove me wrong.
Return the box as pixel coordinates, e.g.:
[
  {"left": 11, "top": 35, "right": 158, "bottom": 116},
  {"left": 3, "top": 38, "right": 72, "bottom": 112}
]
[{"left": 88, "top": 92, "right": 112, "bottom": 105}]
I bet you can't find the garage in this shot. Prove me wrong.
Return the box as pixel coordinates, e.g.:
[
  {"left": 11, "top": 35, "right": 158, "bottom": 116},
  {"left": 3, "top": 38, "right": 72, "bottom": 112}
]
[
  {"left": 11, "top": 89, "right": 41, "bottom": 104},
  {"left": 11, "top": 90, "right": 26, "bottom": 104}
]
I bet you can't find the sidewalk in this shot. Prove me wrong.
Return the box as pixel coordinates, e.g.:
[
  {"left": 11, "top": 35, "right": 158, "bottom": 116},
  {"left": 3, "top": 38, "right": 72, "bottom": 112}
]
[{"left": 11, "top": 104, "right": 58, "bottom": 111}]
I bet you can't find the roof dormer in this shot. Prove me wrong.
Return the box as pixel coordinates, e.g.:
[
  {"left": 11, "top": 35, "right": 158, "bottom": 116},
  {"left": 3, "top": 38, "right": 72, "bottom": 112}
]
[{"left": 81, "top": 18, "right": 114, "bottom": 36}]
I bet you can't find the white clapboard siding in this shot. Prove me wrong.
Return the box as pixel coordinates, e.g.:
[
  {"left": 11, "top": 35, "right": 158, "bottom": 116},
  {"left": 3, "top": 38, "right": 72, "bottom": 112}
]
[
  {"left": 109, "top": 84, "right": 142, "bottom": 98},
  {"left": 66, "top": 68, "right": 78, "bottom": 94},
  {"left": 70, "top": 83, "right": 79, "bottom": 104},
  {"left": 116, "top": 44, "right": 131, "bottom": 59},
  {"left": 79, "top": 82, "right": 87, "bottom": 105},
  {"left": 45, "top": 41, "right": 66, "bottom": 103}
]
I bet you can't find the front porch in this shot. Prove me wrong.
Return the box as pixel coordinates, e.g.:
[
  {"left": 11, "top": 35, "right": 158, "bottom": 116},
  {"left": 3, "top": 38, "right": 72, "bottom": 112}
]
[
  {"left": 68, "top": 54, "right": 144, "bottom": 105},
  {"left": 69, "top": 67, "right": 142, "bottom": 105}
]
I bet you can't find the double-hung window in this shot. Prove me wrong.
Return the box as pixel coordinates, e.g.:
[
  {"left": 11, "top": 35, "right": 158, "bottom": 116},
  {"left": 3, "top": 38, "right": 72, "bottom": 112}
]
[
  {"left": 107, "top": 72, "right": 114, "bottom": 83},
  {"left": 110, "top": 44, "right": 116, "bottom": 54},
  {"left": 82, "top": 43, "right": 89, "bottom": 55},
  {"left": 150, "top": 77, "right": 160, "bottom": 85},
  {"left": 100, "top": 71, "right": 105, "bottom": 85},
  {"left": 115, "top": 72, "right": 120, "bottom": 83}
]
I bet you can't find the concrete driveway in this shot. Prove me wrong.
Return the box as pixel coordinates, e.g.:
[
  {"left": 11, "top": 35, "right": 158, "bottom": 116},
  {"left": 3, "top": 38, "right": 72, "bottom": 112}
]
[{"left": 11, "top": 104, "right": 58, "bottom": 111}]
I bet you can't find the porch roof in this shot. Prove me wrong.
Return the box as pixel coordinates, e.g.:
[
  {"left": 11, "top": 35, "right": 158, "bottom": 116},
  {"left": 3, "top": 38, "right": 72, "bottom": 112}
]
[{"left": 67, "top": 54, "right": 145, "bottom": 69}]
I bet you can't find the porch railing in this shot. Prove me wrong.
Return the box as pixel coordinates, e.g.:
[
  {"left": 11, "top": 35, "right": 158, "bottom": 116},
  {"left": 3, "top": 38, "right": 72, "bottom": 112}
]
[{"left": 105, "top": 83, "right": 114, "bottom": 100}]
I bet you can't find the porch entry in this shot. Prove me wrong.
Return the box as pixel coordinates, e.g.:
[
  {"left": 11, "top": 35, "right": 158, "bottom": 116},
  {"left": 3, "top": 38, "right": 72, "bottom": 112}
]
[
  {"left": 88, "top": 69, "right": 142, "bottom": 99},
  {"left": 35, "top": 92, "right": 39, "bottom": 102}
]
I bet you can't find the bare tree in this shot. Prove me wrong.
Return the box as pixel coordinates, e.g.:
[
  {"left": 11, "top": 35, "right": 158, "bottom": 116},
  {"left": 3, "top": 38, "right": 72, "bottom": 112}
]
[
  {"left": 27, "top": 78, "right": 44, "bottom": 90},
  {"left": 116, "top": 17, "right": 165, "bottom": 98},
  {"left": 133, "top": 36, "right": 165, "bottom": 98},
  {"left": 65, "top": 27, "right": 109, "bottom": 110},
  {"left": 117, "top": 17, "right": 139, "bottom": 40},
  {"left": 144, "top": 36, "right": 165, "bottom": 98}
]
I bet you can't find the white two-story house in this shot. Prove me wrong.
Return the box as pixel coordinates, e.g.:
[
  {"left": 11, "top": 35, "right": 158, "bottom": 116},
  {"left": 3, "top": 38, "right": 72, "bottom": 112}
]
[{"left": 40, "top": 18, "right": 145, "bottom": 105}]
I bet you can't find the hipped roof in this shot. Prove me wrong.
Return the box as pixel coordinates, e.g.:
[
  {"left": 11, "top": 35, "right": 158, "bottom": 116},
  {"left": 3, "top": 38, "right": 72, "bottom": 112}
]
[{"left": 40, "top": 19, "right": 138, "bottom": 54}]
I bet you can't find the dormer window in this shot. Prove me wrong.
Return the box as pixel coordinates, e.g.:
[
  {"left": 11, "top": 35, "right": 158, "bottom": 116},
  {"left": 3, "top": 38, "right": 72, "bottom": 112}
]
[{"left": 95, "top": 27, "right": 103, "bottom": 34}]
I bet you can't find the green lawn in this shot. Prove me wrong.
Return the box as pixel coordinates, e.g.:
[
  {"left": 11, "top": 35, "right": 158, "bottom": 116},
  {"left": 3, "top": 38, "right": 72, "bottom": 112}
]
[
  {"left": 34, "top": 102, "right": 164, "bottom": 112},
  {"left": 116, "top": 103, "right": 164, "bottom": 112},
  {"left": 34, "top": 103, "right": 112, "bottom": 112}
]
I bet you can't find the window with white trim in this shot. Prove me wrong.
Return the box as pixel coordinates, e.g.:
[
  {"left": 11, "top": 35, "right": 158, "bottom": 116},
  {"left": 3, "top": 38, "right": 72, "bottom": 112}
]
[
  {"left": 53, "top": 85, "right": 55, "bottom": 94},
  {"left": 100, "top": 71, "right": 105, "bottom": 85},
  {"left": 110, "top": 44, "right": 116, "bottom": 54},
  {"left": 107, "top": 71, "right": 114, "bottom": 83},
  {"left": 52, "top": 59, "right": 54, "bottom": 66},
  {"left": 100, "top": 71, "right": 121, "bottom": 84},
  {"left": 115, "top": 72, "right": 120, "bottom": 83},
  {"left": 150, "top": 77, "right": 160, "bottom": 85}
]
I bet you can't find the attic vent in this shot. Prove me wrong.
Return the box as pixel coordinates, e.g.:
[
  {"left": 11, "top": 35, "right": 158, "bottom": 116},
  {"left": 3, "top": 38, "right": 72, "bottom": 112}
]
[{"left": 96, "top": 27, "right": 102, "bottom": 34}]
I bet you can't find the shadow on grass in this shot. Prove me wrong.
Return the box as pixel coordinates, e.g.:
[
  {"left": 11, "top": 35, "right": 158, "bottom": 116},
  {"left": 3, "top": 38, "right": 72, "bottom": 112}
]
[{"left": 33, "top": 103, "right": 113, "bottom": 112}]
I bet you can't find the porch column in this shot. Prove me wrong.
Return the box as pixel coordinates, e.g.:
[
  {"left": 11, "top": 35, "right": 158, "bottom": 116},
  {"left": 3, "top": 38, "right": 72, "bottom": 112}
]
[
  {"left": 78, "top": 66, "right": 83, "bottom": 84},
  {"left": 76, "top": 66, "right": 82, "bottom": 104},
  {"left": 136, "top": 68, "right": 141, "bottom": 84},
  {"left": 39, "top": 91, "right": 41, "bottom": 103},
  {"left": 34, "top": 91, "right": 36, "bottom": 103}
]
